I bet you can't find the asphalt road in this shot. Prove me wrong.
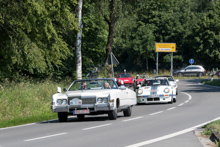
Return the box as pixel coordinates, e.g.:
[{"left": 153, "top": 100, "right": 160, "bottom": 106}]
[{"left": 1, "top": 79, "right": 220, "bottom": 147}]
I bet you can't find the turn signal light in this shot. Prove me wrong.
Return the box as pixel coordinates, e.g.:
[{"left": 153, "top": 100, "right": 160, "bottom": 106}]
[{"left": 109, "top": 99, "right": 114, "bottom": 103}]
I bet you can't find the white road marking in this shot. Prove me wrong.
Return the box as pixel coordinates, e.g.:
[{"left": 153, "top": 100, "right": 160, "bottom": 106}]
[
  {"left": 185, "top": 100, "right": 189, "bottom": 103},
  {"left": 167, "top": 107, "right": 176, "bottom": 110},
  {"left": 24, "top": 132, "right": 68, "bottom": 142},
  {"left": 181, "top": 92, "right": 192, "bottom": 100},
  {"left": 0, "top": 123, "right": 36, "bottom": 131},
  {"left": 126, "top": 116, "right": 220, "bottom": 147},
  {"left": 178, "top": 103, "right": 184, "bottom": 106},
  {"left": 149, "top": 111, "right": 163, "bottom": 116},
  {"left": 123, "top": 116, "right": 143, "bottom": 122},
  {"left": 82, "top": 123, "right": 112, "bottom": 130}
]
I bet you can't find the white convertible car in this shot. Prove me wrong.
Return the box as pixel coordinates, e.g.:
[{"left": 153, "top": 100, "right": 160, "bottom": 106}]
[
  {"left": 51, "top": 78, "right": 137, "bottom": 122},
  {"left": 137, "top": 77, "right": 176, "bottom": 104}
]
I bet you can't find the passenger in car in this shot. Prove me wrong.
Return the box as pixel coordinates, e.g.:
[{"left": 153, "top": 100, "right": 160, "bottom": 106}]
[{"left": 81, "top": 82, "right": 87, "bottom": 89}]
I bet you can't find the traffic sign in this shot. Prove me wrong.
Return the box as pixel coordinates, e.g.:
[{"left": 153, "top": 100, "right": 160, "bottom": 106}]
[
  {"left": 155, "top": 43, "right": 176, "bottom": 52},
  {"left": 189, "top": 59, "right": 194, "bottom": 65},
  {"left": 217, "top": 71, "right": 220, "bottom": 77}
]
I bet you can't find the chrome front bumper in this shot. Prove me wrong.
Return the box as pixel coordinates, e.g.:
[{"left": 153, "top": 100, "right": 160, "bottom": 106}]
[{"left": 51, "top": 103, "right": 114, "bottom": 113}]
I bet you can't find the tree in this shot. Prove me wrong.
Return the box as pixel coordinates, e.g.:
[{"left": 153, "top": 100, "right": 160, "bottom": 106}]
[{"left": 0, "top": 0, "right": 79, "bottom": 80}]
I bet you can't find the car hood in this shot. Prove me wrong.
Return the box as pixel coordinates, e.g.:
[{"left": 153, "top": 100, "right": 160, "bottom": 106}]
[
  {"left": 117, "top": 77, "right": 132, "bottom": 81},
  {"left": 66, "top": 89, "right": 119, "bottom": 97},
  {"left": 140, "top": 86, "right": 172, "bottom": 94}
]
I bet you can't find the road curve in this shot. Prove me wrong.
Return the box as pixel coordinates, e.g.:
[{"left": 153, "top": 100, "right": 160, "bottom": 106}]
[{"left": 0, "top": 79, "right": 220, "bottom": 147}]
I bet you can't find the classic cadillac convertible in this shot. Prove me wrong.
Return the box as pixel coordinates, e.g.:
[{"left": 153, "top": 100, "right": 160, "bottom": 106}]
[
  {"left": 136, "top": 77, "right": 176, "bottom": 104},
  {"left": 51, "top": 78, "right": 137, "bottom": 122}
]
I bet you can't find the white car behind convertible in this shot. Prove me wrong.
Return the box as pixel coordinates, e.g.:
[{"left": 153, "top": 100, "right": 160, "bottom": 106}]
[
  {"left": 137, "top": 77, "right": 177, "bottom": 104},
  {"left": 51, "top": 78, "right": 137, "bottom": 122}
]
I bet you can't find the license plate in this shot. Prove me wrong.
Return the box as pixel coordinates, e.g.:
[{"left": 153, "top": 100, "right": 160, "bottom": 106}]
[
  {"left": 149, "top": 95, "right": 159, "bottom": 98},
  {"left": 70, "top": 99, "right": 82, "bottom": 105},
  {"left": 73, "top": 109, "right": 90, "bottom": 114}
]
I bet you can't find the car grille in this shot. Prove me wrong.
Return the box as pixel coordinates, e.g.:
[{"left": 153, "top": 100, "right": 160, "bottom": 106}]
[
  {"left": 68, "top": 97, "right": 96, "bottom": 105},
  {"left": 147, "top": 98, "right": 160, "bottom": 101},
  {"left": 82, "top": 98, "right": 96, "bottom": 104}
]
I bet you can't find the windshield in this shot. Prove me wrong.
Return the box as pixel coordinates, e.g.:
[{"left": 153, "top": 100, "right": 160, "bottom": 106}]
[
  {"left": 117, "top": 73, "right": 132, "bottom": 78},
  {"left": 143, "top": 79, "right": 169, "bottom": 86},
  {"left": 68, "top": 79, "right": 118, "bottom": 91},
  {"left": 155, "top": 76, "right": 174, "bottom": 81}
]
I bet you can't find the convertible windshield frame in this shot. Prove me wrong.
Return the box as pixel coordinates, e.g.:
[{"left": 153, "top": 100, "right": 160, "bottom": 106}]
[{"left": 67, "top": 78, "right": 119, "bottom": 91}]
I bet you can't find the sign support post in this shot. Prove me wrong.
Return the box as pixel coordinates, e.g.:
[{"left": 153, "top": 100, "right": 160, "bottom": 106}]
[
  {"left": 171, "top": 52, "right": 173, "bottom": 76},
  {"left": 155, "top": 43, "right": 176, "bottom": 76},
  {"left": 156, "top": 52, "right": 158, "bottom": 75}
]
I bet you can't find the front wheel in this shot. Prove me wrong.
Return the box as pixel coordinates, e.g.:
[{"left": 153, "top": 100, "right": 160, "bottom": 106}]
[
  {"left": 123, "top": 106, "right": 132, "bottom": 117},
  {"left": 108, "top": 108, "right": 117, "bottom": 120},
  {"left": 58, "top": 112, "right": 68, "bottom": 122}
]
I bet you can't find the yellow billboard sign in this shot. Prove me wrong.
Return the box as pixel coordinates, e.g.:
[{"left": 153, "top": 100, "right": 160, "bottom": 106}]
[{"left": 155, "top": 43, "right": 176, "bottom": 52}]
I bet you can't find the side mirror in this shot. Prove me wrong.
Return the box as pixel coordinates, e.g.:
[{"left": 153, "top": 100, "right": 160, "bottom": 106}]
[
  {"left": 175, "top": 79, "right": 179, "bottom": 82},
  {"left": 57, "top": 87, "right": 62, "bottom": 93},
  {"left": 63, "top": 88, "right": 67, "bottom": 92}
]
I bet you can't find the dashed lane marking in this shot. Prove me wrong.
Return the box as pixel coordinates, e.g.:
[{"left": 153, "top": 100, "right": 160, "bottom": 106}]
[
  {"left": 82, "top": 123, "right": 112, "bottom": 131},
  {"left": 178, "top": 103, "right": 184, "bottom": 106},
  {"left": 149, "top": 111, "right": 163, "bottom": 116},
  {"left": 123, "top": 116, "right": 143, "bottom": 122},
  {"left": 167, "top": 107, "right": 176, "bottom": 110},
  {"left": 24, "top": 132, "right": 68, "bottom": 142}
]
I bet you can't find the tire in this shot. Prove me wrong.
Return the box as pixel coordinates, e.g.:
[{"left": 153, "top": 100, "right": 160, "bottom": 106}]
[
  {"left": 173, "top": 98, "right": 177, "bottom": 103},
  {"left": 77, "top": 115, "right": 85, "bottom": 120},
  {"left": 108, "top": 108, "right": 117, "bottom": 120},
  {"left": 123, "top": 106, "right": 132, "bottom": 117},
  {"left": 58, "top": 112, "right": 68, "bottom": 122},
  {"left": 197, "top": 73, "right": 202, "bottom": 77},
  {"left": 178, "top": 73, "right": 183, "bottom": 77}
]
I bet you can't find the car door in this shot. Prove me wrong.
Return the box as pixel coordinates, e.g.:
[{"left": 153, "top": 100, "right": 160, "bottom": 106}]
[
  {"left": 191, "top": 67, "right": 199, "bottom": 76},
  {"left": 184, "top": 67, "right": 192, "bottom": 76}
]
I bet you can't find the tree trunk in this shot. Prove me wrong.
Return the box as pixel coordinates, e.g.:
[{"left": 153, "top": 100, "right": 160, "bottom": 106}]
[{"left": 75, "top": 0, "right": 83, "bottom": 80}]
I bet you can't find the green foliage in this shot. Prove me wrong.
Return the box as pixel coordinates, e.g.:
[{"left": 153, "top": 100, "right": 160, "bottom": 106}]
[
  {"left": 0, "top": 0, "right": 78, "bottom": 80},
  {"left": 0, "top": 78, "right": 72, "bottom": 128}
]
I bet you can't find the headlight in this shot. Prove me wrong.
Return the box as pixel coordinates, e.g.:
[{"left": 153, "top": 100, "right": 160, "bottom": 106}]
[
  {"left": 103, "top": 98, "right": 108, "bottom": 103},
  {"left": 138, "top": 89, "right": 143, "bottom": 94},
  {"left": 57, "top": 99, "right": 62, "bottom": 105},
  {"left": 57, "top": 99, "right": 67, "bottom": 105},
  {"left": 164, "top": 88, "right": 170, "bottom": 93},
  {"left": 62, "top": 99, "right": 68, "bottom": 105},
  {"left": 97, "top": 98, "right": 103, "bottom": 103},
  {"left": 118, "top": 79, "right": 121, "bottom": 82}
]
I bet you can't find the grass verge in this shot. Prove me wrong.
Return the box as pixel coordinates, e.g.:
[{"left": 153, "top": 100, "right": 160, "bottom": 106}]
[
  {"left": 0, "top": 78, "right": 71, "bottom": 128},
  {"left": 201, "top": 79, "right": 220, "bottom": 146}
]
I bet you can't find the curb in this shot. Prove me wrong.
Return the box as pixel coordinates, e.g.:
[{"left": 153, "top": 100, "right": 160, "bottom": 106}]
[{"left": 211, "top": 131, "right": 220, "bottom": 144}]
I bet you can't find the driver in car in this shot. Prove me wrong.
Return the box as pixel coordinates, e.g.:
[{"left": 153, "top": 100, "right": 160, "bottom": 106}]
[{"left": 104, "top": 82, "right": 111, "bottom": 89}]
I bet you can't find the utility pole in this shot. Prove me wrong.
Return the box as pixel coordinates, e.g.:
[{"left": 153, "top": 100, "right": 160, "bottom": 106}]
[{"left": 76, "top": 0, "right": 83, "bottom": 79}]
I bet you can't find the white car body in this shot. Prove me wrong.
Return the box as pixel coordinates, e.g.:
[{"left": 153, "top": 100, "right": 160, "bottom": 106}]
[
  {"left": 154, "top": 75, "right": 178, "bottom": 96},
  {"left": 51, "top": 78, "right": 137, "bottom": 122},
  {"left": 137, "top": 78, "right": 176, "bottom": 104}
]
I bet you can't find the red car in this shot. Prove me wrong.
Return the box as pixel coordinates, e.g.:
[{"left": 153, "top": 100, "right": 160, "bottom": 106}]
[{"left": 116, "top": 73, "right": 134, "bottom": 87}]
